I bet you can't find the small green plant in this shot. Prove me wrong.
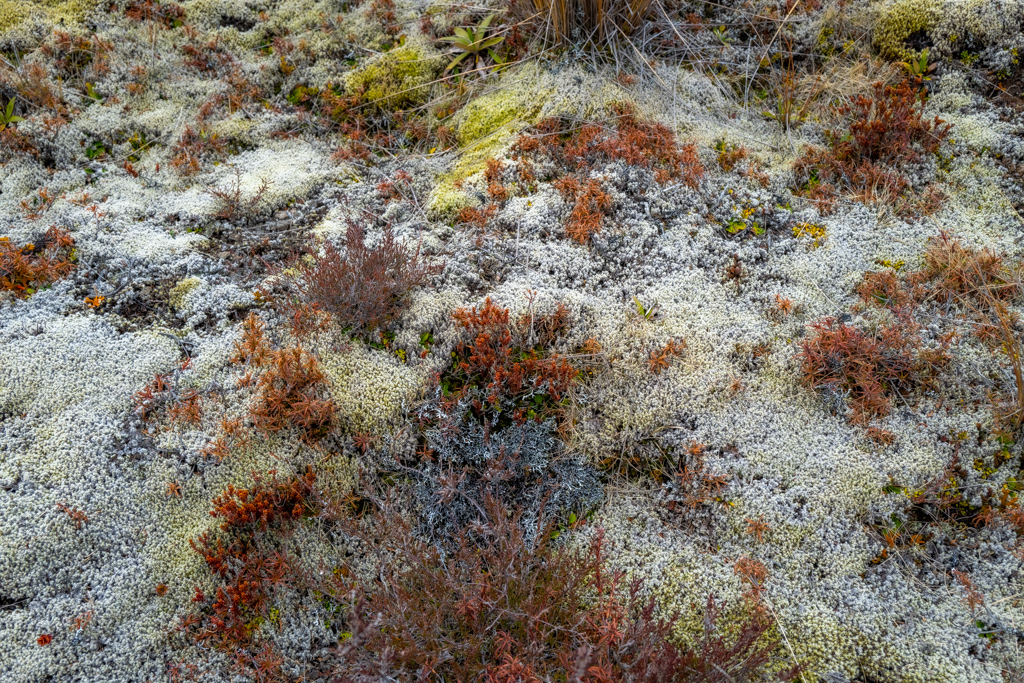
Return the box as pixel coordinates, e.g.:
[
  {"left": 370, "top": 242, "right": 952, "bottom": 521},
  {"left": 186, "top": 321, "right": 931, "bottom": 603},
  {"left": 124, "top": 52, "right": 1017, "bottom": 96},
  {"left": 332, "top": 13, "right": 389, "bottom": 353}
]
[
  {"left": 0, "top": 98, "right": 24, "bottom": 133},
  {"left": 83, "top": 83, "right": 104, "bottom": 106},
  {"left": 900, "top": 48, "right": 937, "bottom": 85},
  {"left": 441, "top": 13, "right": 504, "bottom": 74},
  {"left": 633, "top": 295, "right": 659, "bottom": 320},
  {"left": 85, "top": 140, "right": 108, "bottom": 160}
]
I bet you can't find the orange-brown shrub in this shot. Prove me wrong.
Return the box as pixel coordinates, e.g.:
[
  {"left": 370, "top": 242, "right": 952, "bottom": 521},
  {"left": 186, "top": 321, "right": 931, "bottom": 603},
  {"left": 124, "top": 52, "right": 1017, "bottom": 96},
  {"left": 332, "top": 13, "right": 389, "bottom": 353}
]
[
  {"left": 913, "top": 232, "right": 1021, "bottom": 307},
  {"left": 553, "top": 176, "right": 613, "bottom": 243},
  {"left": 514, "top": 102, "right": 704, "bottom": 188},
  {"left": 249, "top": 347, "right": 336, "bottom": 443},
  {"left": 182, "top": 467, "right": 322, "bottom": 680},
  {"left": 439, "top": 298, "right": 576, "bottom": 426},
  {"left": 799, "top": 315, "right": 944, "bottom": 424},
  {"left": 132, "top": 372, "right": 204, "bottom": 427},
  {"left": 170, "top": 125, "right": 225, "bottom": 175},
  {"left": 124, "top": 0, "right": 186, "bottom": 28},
  {"left": 226, "top": 313, "right": 335, "bottom": 443},
  {"left": 793, "top": 81, "right": 951, "bottom": 214},
  {"left": 0, "top": 226, "right": 75, "bottom": 297}
]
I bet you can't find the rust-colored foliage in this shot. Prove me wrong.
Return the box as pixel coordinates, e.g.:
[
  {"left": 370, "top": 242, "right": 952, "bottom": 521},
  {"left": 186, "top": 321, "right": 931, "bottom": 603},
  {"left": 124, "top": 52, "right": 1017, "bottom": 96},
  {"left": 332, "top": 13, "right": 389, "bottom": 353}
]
[
  {"left": 0, "top": 226, "right": 75, "bottom": 297},
  {"left": 648, "top": 338, "right": 687, "bottom": 374},
  {"left": 37, "top": 634, "right": 52, "bottom": 646},
  {"left": 184, "top": 468, "right": 320, "bottom": 679},
  {"left": 207, "top": 467, "right": 317, "bottom": 532},
  {"left": 166, "top": 390, "right": 203, "bottom": 426},
  {"left": 877, "top": 446, "right": 1024, "bottom": 566},
  {"left": 201, "top": 416, "right": 252, "bottom": 462},
  {"left": 279, "top": 219, "right": 438, "bottom": 337},
  {"left": 170, "top": 125, "right": 225, "bottom": 175},
  {"left": 2, "top": 63, "right": 67, "bottom": 115},
  {"left": 131, "top": 369, "right": 207, "bottom": 428},
  {"left": 661, "top": 443, "right": 729, "bottom": 510},
  {"left": 231, "top": 313, "right": 271, "bottom": 367},
  {"left": 793, "top": 81, "right": 951, "bottom": 214},
  {"left": 717, "top": 143, "right": 748, "bottom": 172},
  {"left": 56, "top": 502, "right": 88, "bottom": 529},
  {"left": 952, "top": 569, "right": 985, "bottom": 612},
  {"left": 444, "top": 298, "right": 576, "bottom": 425},
  {"left": 554, "top": 176, "right": 613, "bottom": 244},
  {"left": 865, "top": 426, "right": 896, "bottom": 445},
  {"left": 734, "top": 557, "right": 769, "bottom": 600},
  {"left": 744, "top": 516, "right": 770, "bottom": 543},
  {"left": 857, "top": 270, "right": 913, "bottom": 309},
  {"left": 124, "top": 0, "right": 186, "bottom": 28},
  {"left": 914, "top": 231, "right": 1020, "bottom": 307},
  {"left": 513, "top": 102, "right": 704, "bottom": 188},
  {"left": 330, "top": 494, "right": 796, "bottom": 682},
  {"left": 799, "top": 315, "right": 942, "bottom": 424},
  {"left": 457, "top": 203, "right": 497, "bottom": 228},
  {"left": 857, "top": 233, "right": 1024, "bottom": 434},
  {"left": 43, "top": 30, "right": 111, "bottom": 82},
  {"left": 20, "top": 187, "right": 55, "bottom": 219},
  {"left": 226, "top": 312, "right": 335, "bottom": 443},
  {"left": 250, "top": 347, "right": 336, "bottom": 443}
]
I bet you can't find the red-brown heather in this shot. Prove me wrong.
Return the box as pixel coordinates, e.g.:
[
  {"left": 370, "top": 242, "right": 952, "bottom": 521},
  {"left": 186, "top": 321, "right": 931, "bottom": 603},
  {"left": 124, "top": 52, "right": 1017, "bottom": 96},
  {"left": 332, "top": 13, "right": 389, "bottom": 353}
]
[
  {"left": 274, "top": 219, "right": 438, "bottom": 338},
  {"left": 794, "top": 80, "right": 951, "bottom": 215},
  {"left": 0, "top": 226, "right": 75, "bottom": 297}
]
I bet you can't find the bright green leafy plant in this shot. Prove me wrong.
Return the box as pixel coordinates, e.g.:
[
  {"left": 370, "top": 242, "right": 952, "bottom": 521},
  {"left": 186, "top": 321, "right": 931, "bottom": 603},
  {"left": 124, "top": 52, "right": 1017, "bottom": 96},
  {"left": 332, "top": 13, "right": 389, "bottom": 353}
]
[
  {"left": 0, "top": 98, "right": 24, "bottom": 133},
  {"left": 441, "top": 13, "right": 505, "bottom": 74}
]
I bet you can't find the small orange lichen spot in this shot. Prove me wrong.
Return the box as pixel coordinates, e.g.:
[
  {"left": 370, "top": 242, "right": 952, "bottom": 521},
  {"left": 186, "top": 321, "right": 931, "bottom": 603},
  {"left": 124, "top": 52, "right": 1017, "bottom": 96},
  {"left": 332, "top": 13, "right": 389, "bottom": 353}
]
[
  {"left": 155, "top": 583, "right": 168, "bottom": 596},
  {"left": 37, "top": 634, "right": 52, "bottom": 646},
  {"left": 85, "top": 295, "right": 104, "bottom": 307}
]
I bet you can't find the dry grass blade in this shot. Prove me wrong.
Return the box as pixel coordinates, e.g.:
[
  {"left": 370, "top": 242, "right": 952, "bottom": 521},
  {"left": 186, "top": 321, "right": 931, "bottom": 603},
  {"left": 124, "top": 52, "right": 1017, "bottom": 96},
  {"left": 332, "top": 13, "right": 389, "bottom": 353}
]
[{"left": 525, "top": 0, "right": 657, "bottom": 46}]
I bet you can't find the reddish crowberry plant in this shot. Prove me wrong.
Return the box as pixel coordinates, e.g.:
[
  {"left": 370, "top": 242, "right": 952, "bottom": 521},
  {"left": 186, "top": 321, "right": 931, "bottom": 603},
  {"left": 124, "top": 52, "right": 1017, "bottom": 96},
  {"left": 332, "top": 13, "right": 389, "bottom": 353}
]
[
  {"left": 435, "top": 297, "right": 576, "bottom": 428},
  {"left": 793, "top": 80, "right": 951, "bottom": 215},
  {"left": 0, "top": 226, "right": 75, "bottom": 297},
  {"left": 182, "top": 467, "right": 323, "bottom": 680}
]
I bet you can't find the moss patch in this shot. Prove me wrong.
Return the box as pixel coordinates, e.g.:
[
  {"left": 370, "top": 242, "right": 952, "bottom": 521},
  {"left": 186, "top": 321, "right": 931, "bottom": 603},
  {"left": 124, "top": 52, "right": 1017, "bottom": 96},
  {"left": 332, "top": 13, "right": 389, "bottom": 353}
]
[
  {"left": 169, "top": 277, "right": 201, "bottom": 311},
  {"left": 317, "top": 342, "right": 423, "bottom": 433},
  {"left": 874, "top": 0, "right": 941, "bottom": 61},
  {"left": 0, "top": 0, "right": 97, "bottom": 33},
  {"left": 344, "top": 44, "right": 441, "bottom": 111}
]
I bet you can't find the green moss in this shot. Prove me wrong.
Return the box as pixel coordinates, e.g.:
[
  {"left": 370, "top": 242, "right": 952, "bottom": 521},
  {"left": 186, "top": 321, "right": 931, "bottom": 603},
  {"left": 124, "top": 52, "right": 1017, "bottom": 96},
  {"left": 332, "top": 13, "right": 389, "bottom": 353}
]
[
  {"left": 874, "top": 0, "right": 941, "bottom": 61},
  {"left": 169, "top": 277, "right": 201, "bottom": 311},
  {"left": 0, "top": 0, "right": 97, "bottom": 33},
  {"left": 456, "top": 87, "right": 547, "bottom": 147},
  {"left": 426, "top": 84, "right": 553, "bottom": 219},
  {"left": 344, "top": 44, "right": 441, "bottom": 111}
]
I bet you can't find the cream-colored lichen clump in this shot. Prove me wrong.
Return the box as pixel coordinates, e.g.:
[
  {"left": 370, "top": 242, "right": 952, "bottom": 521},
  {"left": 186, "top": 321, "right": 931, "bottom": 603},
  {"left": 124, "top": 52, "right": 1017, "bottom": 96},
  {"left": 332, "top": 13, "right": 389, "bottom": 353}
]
[{"left": 2, "top": 0, "right": 1024, "bottom": 679}]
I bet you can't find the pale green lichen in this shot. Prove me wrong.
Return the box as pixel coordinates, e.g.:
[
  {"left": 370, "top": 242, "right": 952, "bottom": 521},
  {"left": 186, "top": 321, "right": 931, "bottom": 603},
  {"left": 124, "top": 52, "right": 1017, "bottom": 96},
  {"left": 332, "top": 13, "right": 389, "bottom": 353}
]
[
  {"left": 344, "top": 44, "right": 442, "bottom": 111},
  {"left": 316, "top": 342, "right": 423, "bottom": 433},
  {"left": 873, "top": 0, "right": 941, "bottom": 61},
  {"left": 169, "top": 277, "right": 201, "bottom": 311},
  {"left": 0, "top": 0, "right": 97, "bottom": 32}
]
